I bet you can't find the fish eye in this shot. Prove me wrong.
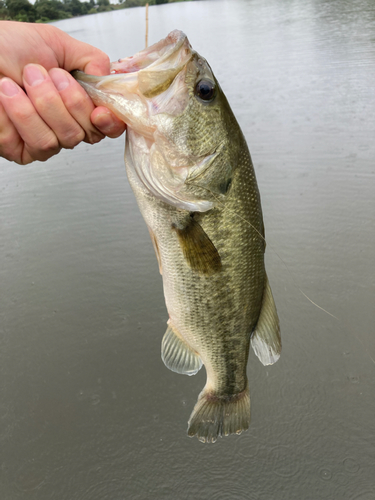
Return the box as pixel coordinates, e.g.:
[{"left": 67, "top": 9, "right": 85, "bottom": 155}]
[{"left": 195, "top": 79, "right": 216, "bottom": 102}]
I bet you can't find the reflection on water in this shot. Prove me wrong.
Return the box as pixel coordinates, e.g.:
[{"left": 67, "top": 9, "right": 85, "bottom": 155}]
[{"left": 1, "top": 0, "right": 374, "bottom": 498}]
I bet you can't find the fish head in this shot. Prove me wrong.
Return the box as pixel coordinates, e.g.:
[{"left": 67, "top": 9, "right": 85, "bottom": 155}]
[{"left": 73, "top": 30, "right": 239, "bottom": 211}]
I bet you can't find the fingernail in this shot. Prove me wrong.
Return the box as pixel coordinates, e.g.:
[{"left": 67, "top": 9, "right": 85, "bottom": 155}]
[
  {"left": 95, "top": 109, "right": 115, "bottom": 132},
  {"left": 49, "top": 69, "right": 70, "bottom": 92},
  {"left": 24, "top": 64, "right": 46, "bottom": 87},
  {"left": 0, "top": 78, "right": 19, "bottom": 97}
]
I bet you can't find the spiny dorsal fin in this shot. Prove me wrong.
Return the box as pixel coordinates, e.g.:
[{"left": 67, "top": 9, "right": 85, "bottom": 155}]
[
  {"left": 161, "top": 323, "right": 202, "bottom": 376},
  {"left": 172, "top": 218, "right": 221, "bottom": 276},
  {"left": 251, "top": 276, "right": 281, "bottom": 366}
]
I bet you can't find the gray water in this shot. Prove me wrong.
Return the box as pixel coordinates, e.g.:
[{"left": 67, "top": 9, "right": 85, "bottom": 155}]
[{"left": 1, "top": 0, "right": 375, "bottom": 498}]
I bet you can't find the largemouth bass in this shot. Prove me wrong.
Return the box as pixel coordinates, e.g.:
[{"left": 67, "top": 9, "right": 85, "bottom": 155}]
[{"left": 73, "top": 30, "right": 281, "bottom": 443}]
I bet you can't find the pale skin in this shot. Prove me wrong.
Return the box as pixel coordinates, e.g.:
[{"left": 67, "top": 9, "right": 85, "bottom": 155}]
[{"left": 0, "top": 21, "right": 126, "bottom": 165}]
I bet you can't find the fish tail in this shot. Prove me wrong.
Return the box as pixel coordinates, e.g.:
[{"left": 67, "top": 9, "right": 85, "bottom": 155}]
[{"left": 187, "top": 383, "right": 250, "bottom": 443}]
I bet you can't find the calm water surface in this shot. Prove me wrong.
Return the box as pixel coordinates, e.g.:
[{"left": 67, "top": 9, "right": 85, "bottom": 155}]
[{"left": 1, "top": 0, "right": 375, "bottom": 498}]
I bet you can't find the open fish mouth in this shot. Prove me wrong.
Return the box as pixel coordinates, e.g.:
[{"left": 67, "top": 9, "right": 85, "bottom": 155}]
[
  {"left": 73, "top": 30, "right": 193, "bottom": 102},
  {"left": 72, "top": 30, "right": 196, "bottom": 142},
  {"left": 109, "top": 30, "right": 193, "bottom": 98},
  {"left": 73, "top": 30, "right": 218, "bottom": 212}
]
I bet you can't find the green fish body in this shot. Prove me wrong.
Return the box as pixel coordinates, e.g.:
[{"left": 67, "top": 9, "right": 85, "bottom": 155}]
[{"left": 74, "top": 30, "right": 281, "bottom": 443}]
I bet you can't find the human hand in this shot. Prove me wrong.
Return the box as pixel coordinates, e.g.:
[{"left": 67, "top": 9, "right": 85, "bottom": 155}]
[{"left": 0, "top": 21, "right": 126, "bottom": 164}]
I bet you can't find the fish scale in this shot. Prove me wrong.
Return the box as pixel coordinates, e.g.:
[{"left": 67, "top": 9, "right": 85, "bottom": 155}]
[{"left": 73, "top": 30, "right": 281, "bottom": 443}]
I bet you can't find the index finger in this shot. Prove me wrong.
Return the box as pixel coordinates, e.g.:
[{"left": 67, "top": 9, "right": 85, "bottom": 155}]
[{"left": 49, "top": 68, "right": 105, "bottom": 145}]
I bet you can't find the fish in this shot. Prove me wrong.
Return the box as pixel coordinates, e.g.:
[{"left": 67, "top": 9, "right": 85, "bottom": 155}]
[{"left": 73, "top": 30, "right": 281, "bottom": 443}]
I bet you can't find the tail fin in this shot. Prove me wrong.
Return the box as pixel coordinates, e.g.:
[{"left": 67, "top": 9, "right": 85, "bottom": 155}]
[{"left": 187, "top": 383, "right": 250, "bottom": 443}]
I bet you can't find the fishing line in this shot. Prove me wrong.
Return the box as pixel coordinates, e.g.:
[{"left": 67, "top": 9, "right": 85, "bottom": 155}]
[
  {"left": 198, "top": 187, "right": 375, "bottom": 366},
  {"left": 197, "top": 186, "right": 339, "bottom": 320}
]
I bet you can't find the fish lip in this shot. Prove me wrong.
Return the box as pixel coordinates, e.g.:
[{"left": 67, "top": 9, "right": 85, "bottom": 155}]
[
  {"left": 73, "top": 32, "right": 219, "bottom": 213},
  {"left": 72, "top": 30, "right": 193, "bottom": 98},
  {"left": 109, "top": 29, "right": 190, "bottom": 75}
]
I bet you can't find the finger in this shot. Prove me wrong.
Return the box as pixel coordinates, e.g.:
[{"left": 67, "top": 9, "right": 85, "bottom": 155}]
[
  {"left": 0, "top": 77, "right": 60, "bottom": 164},
  {"left": 39, "top": 25, "right": 111, "bottom": 76},
  {"left": 63, "top": 39, "right": 111, "bottom": 76},
  {"left": 0, "top": 97, "right": 26, "bottom": 164},
  {"left": 23, "top": 64, "right": 85, "bottom": 150},
  {"left": 91, "top": 107, "right": 126, "bottom": 139},
  {"left": 49, "top": 68, "right": 104, "bottom": 145}
]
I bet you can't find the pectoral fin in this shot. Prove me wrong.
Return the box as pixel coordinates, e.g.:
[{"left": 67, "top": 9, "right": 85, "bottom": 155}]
[
  {"left": 161, "top": 322, "right": 202, "bottom": 376},
  {"left": 251, "top": 276, "right": 281, "bottom": 365},
  {"left": 172, "top": 218, "right": 222, "bottom": 276}
]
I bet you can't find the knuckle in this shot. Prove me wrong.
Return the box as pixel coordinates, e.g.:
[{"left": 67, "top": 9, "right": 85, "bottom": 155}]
[
  {"left": 41, "top": 136, "right": 60, "bottom": 153},
  {"left": 61, "top": 127, "right": 85, "bottom": 149},
  {"left": 16, "top": 151, "right": 33, "bottom": 165},
  {"left": 1, "top": 145, "right": 24, "bottom": 164},
  {"left": 65, "top": 89, "right": 90, "bottom": 113},
  {"left": 34, "top": 92, "right": 58, "bottom": 113},
  {"left": 0, "top": 148, "right": 20, "bottom": 163},
  {"left": 20, "top": 157, "right": 33, "bottom": 165},
  {"left": 12, "top": 107, "right": 31, "bottom": 124},
  {"left": 34, "top": 133, "right": 60, "bottom": 158},
  {"left": 86, "top": 131, "right": 104, "bottom": 145},
  {"left": 32, "top": 147, "right": 61, "bottom": 162},
  {"left": 0, "top": 135, "right": 21, "bottom": 164},
  {"left": 101, "top": 53, "right": 110, "bottom": 67}
]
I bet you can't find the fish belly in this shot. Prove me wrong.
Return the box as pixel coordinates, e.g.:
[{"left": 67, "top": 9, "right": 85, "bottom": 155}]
[{"left": 125, "top": 139, "right": 266, "bottom": 442}]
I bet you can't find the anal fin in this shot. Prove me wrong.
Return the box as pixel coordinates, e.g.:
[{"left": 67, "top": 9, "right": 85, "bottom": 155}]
[
  {"left": 161, "top": 322, "right": 202, "bottom": 376},
  {"left": 251, "top": 275, "right": 281, "bottom": 366}
]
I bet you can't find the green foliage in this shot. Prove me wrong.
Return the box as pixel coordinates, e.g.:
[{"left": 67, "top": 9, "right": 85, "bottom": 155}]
[
  {"left": 34, "top": 0, "right": 68, "bottom": 20},
  {"left": 0, "top": 0, "right": 198, "bottom": 22},
  {"left": 124, "top": 0, "right": 148, "bottom": 6},
  {"left": 0, "top": 0, "right": 11, "bottom": 18},
  {"left": 96, "top": 0, "right": 113, "bottom": 12},
  {"left": 4, "top": 0, "right": 35, "bottom": 21},
  {"left": 63, "top": 0, "right": 90, "bottom": 16}
]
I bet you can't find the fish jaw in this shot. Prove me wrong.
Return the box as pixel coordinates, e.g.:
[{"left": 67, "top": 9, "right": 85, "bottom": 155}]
[
  {"left": 110, "top": 29, "right": 193, "bottom": 99},
  {"left": 72, "top": 30, "right": 193, "bottom": 135},
  {"left": 73, "top": 31, "right": 219, "bottom": 212}
]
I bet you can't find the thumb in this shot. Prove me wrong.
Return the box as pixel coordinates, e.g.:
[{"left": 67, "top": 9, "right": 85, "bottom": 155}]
[
  {"left": 42, "top": 26, "right": 111, "bottom": 76},
  {"left": 63, "top": 37, "right": 111, "bottom": 76}
]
